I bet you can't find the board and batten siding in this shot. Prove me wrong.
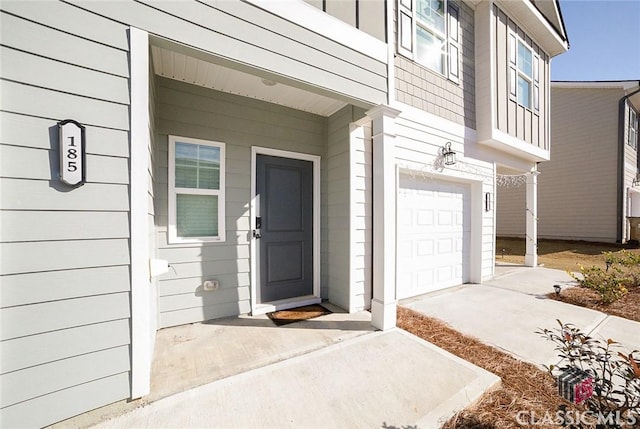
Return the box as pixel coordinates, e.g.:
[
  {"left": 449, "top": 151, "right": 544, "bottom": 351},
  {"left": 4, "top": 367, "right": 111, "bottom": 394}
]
[
  {"left": 0, "top": 2, "right": 132, "bottom": 427},
  {"left": 64, "top": 0, "right": 386, "bottom": 107},
  {"left": 394, "top": 0, "right": 476, "bottom": 129},
  {"left": 493, "top": 5, "right": 550, "bottom": 150},
  {"left": 302, "top": 0, "right": 386, "bottom": 42},
  {"left": 155, "top": 78, "right": 329, "bottom": 327}
]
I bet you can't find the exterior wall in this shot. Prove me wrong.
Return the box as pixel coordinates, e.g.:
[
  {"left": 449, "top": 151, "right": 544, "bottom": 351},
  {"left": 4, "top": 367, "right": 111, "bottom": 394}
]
[
  {"left": 67, "top": 0, "right": 387, "bottom": 107},
  {"left": 495, "top": 185, "right": 525, "bottom": 237},
  {"left": 327, "top": 107, "right": 353, "bottom": 310},
  {"left": 350, "top": 122, "right": 374, "bottom": 310},
  {"left": 154, "top": 78, "right": 328, "bottom": 327},
  {"left": 0, "top": 3, "right": 132, "bottom": 427},
  {"left": 393, "top": 0, "right": 476, "bottom": 129},
  {"left": 303, "top": 0, "right": 386, "bottom": 41},
  {"left": 393, "top": 106, "right": 496, "bottom": 281},
  {"left": 497, "top": 87, "right": 621, "bottom": 242},
  {"left": 493, "top": 5, "right": 550, "bottom": 150},
  {"left": 623, "top": 100, "right": 639, "bottom": 241}
]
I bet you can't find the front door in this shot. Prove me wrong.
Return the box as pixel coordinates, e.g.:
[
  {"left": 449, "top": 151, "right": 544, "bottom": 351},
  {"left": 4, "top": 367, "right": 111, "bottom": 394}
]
[{"left": 256, "top": 155, "right": 313, "bottom": 303}]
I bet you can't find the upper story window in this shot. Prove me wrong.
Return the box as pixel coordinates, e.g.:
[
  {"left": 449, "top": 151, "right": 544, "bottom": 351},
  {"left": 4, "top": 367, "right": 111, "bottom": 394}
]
[
  {"left": 509, "top": 33, "right": 540, "bottom": 112},
  {"left": 398, "top": 0, "right": 460, "bottom": 82},
  {"left": 168, "top": 135, "right": 226, "bottom": 244},
  {"left": 629, "top": 108, "right": 638, "bottom": 150}
]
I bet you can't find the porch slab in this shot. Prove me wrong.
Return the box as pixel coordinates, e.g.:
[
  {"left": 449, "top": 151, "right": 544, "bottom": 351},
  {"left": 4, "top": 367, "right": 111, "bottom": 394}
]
[
  {"left": 148, "top": 303, "right": 375, "bottom": 402},
  {"left": 92, "top": 329, "right": 499, "bottom": 429}
]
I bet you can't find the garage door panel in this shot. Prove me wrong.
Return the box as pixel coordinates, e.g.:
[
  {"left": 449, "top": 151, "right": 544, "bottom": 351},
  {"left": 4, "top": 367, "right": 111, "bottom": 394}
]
[{"left": 397, "top": 175, "right": 470, "bottom": 299}]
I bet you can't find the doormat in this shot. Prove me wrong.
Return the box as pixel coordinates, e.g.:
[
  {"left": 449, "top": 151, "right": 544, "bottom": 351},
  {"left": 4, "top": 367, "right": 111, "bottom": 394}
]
[{"left": 267, "top": 304, "right": 331, "bottom": 326}]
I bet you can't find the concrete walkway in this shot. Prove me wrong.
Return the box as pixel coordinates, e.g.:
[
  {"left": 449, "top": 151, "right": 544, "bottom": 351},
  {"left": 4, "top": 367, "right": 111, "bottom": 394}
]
[
  {"left": 402, "top": 266, "right": 640, "bottom": 368},
  {"left": 92, "top": 329, "right": 499, "bottom": 429}
]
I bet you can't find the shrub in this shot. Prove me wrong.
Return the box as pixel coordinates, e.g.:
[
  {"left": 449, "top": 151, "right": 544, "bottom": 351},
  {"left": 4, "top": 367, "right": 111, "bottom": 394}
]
[
  {"left": 570, "top": 265, "right": 629, "bottom": 304},
  {"left": 538, "top": 320, "right": 640, "bottom": 428}
]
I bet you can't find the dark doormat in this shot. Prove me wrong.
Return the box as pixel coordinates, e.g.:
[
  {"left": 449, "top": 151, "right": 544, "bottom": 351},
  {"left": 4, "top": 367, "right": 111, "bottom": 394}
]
[{"left": 267, "top": 304, "right": 332, "bottom": 326}]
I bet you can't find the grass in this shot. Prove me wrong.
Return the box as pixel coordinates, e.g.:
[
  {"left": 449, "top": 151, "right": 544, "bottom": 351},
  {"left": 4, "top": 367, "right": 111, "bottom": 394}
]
[{"left": 496, "top": 237, "right": 640, "bottom": 271}]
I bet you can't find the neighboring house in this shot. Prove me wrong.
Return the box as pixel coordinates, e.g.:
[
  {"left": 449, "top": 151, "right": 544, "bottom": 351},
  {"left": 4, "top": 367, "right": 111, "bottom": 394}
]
[
  {"left": 497, "top": 81, "right": 640, "bottom": 243},
  {"left": 0, "top": 1, "right": 567, "bottom": 426}
]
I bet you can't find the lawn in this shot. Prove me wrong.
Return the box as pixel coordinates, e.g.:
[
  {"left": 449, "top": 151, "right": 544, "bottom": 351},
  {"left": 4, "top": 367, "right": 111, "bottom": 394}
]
[
  {"left": 496, "top": 237, "right": 640, "bottom": 271},
  {"left": 398, "top": 238, "right": 640, "bottom": 428}
]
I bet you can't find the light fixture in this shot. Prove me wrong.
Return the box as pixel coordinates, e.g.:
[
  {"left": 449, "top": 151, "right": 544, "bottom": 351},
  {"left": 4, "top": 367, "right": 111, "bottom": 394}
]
[
  {"left": 485, "top": 192, "right": 492, "bottom": 212},
  {"left": 261, "top": 78, "right": 277, "bottom": 87},
  {"left": 440, "top": 141, "right": 456, "bottom": 166},
  {"left": 554, "top": 284, "right": 562, "bottom": 295},
  {"left": 633, "top": 174, "right": 640, "bottom": 187}
]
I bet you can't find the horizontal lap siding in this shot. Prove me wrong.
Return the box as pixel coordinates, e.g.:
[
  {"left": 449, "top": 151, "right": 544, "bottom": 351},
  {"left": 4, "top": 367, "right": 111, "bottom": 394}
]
[
  {"left": 536, "top": 87, "right": 620, "bottom": 242},
  {"left": 68, "top": 0, "right": 386, "bottom": 106},
  {"left": 395, "top": 112, "right": 495, "bottom": 279},
  {"left": 0, "top": 3, "right": 131, "bottom": 427},
  {"left": 155, "top": 78, "right": 327, "bottom": 328}
]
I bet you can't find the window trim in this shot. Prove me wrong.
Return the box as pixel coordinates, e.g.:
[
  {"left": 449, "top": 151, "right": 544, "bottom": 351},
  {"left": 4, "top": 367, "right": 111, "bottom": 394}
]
[
  {"left": 397, "top": 0, "right": 460, "bottom": 83},
  {"left": 629, "top": 108, "right": 638, "bottom": 150},
  {"left": 168, "top": 135, "right": 226, "bottom": 244},
  {"left": 509, "top": 32, "right": 539, "bottom": 113}
]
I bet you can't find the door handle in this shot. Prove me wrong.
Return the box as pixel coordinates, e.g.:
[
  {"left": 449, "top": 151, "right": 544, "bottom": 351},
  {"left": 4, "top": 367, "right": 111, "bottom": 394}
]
[{"left": 253, "top": 229, "right": 262, "bottom": 239}]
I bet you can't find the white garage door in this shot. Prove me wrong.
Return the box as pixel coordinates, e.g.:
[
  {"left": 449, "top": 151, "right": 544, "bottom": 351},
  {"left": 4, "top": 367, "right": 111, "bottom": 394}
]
[{"left": 397, "top": 174, "right": 471, "bottom": 299}]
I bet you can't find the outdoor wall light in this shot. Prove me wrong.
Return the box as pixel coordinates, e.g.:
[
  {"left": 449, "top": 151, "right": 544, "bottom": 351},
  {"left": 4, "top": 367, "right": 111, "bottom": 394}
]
[
  {"left": 554, "top": 284, "right": 562, "bottom": 295},
  {"left": 440, "top": 141, "right": 456, "bottom": 166},
  {"left": 485, "top": 192, "right": 492, "bottom": 212}
]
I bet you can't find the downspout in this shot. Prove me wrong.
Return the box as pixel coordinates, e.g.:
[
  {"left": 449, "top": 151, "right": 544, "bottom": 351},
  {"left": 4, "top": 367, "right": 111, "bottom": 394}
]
[{"left": 616, "top": 82, "right": 640, "bottom": 242}]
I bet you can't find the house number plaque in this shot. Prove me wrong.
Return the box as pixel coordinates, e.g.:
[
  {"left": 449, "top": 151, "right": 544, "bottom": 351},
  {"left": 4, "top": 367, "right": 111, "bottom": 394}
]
[{"left": 58, "top": 119, "right": 86, "bottom": 186}]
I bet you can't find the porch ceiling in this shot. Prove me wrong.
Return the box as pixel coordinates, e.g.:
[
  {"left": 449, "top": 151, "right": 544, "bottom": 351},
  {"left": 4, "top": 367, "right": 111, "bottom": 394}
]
[{"left": 151, "top": 46, "right": 348, "bottom": 117}]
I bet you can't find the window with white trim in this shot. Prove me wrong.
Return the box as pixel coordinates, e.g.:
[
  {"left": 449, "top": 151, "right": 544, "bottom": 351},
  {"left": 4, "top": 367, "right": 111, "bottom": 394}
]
[
  {"left": 398, "top": 0, "right": 460, "bottom": 82},
  {"left": 168, "top": 135, "right": 225, "bottom": 244},
  {"left": 629, "top": 108, "right": 638, "bottom": 150},
  {"left": 509, "top": 34, "right": 540, "bottom": 112}
]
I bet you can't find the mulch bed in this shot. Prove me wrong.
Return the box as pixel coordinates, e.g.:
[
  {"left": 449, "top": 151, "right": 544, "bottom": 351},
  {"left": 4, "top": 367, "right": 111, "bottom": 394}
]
[
  {"left": 266, "top": 304, "right": 331, "bottom": 326},
  {"left": 548, "top": 286, "right": 640, "bottom": 323},
  {"left": 397, "top": 307, "right": 596, "bottom": 429}
]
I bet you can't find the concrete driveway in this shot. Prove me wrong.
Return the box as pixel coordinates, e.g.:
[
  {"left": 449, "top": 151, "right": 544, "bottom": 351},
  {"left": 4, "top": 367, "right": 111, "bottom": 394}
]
[{"left": 402, "top": 266, "right": 640, "bottom": 368}]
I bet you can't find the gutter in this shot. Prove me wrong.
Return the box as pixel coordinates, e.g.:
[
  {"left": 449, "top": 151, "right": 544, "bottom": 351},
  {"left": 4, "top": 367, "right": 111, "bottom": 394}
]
[{"left": 617, "top": 82, "right": 640, "bottom": 242}]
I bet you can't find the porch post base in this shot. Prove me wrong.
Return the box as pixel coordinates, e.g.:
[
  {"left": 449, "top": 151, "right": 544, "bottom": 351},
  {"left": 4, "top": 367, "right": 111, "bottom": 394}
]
[
  {"left": 524, "top": 252, "right": 538, "bottom": 267},
  {"left": 371, "top": 298, "right": 397, "bottom": 331}
]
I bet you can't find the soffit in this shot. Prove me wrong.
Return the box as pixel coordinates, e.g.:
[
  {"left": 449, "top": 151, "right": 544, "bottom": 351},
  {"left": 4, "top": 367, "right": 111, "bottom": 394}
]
[{"left": 151, "top": 46, "right": 348, "bottom": 117}]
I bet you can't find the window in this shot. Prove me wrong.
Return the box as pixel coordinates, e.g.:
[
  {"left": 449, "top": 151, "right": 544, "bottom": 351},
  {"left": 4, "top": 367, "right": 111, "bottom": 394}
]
[
  {"left": 630, "top": 108, "right": 638, "bottom": 150},
  {"left": 168, "top": 136, "right": 225, "bottom": 243},
  {"left": 398, "top": 0, "right": 460, "bottom": 82},
  {"left": 509, "top": 34, "right": 539, "bottom": 112}
]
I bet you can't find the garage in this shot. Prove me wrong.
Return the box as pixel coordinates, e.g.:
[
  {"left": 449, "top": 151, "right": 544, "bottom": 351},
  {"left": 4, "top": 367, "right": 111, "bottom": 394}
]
[{"left": 396, "top": 173, "right": 471, "bottom": 299}]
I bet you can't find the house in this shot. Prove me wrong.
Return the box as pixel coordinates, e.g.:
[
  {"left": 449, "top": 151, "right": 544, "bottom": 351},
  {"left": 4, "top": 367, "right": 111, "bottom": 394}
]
[
  {"left": 0, "top": 0, "right": 567, "bottom": 427},
  {"left": 497, "top": 81, "right": 640, "bottom": 243}
]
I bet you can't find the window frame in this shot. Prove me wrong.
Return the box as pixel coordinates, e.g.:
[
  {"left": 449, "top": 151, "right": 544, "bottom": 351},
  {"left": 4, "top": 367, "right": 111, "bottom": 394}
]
[
  {"left": 397, "top": 0, "right": 460, "bottom": 83},
  {"left": 509, "top": 32, "right": 540, "bottom": 113},
  {"left": 168, "top": 135, "right": 226, "bottom": 244},
  {"left": 629, "top": 108, "right": 638, "bottom": 150}
]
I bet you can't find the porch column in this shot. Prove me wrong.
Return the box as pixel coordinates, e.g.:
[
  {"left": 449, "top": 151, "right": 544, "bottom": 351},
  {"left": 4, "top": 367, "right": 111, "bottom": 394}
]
[
  {"left": 368, "top": 105, "right": 401, "bottom": 331},
  {"left": 525, "top": 167, "right": 539, "bottom": 267}
]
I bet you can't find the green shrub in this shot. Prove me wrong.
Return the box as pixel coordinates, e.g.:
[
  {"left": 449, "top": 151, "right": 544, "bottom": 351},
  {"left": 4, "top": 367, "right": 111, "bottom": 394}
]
[
  {"left": 569, "top": 250, "right": 640, "bottom": 303},
  {"left": 570, "top": 265, "right": 629, "bottom": 304}
]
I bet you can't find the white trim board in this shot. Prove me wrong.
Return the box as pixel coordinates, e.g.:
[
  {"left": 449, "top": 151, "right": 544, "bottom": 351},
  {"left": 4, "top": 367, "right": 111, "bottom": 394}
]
[
  {"left": 129, "top": 26, "right": 152, "bottom": 399},
  {"left": 250, "top": 147, "right": 322, "bottom": 315}
]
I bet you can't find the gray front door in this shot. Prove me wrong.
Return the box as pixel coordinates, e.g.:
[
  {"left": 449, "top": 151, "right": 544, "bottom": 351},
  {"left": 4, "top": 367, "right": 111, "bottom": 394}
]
[{"left": 256, "top": 155, "right": 313, "bottom": 303}]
